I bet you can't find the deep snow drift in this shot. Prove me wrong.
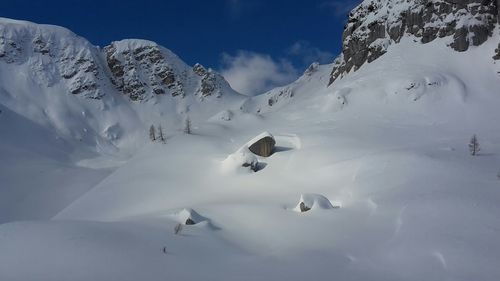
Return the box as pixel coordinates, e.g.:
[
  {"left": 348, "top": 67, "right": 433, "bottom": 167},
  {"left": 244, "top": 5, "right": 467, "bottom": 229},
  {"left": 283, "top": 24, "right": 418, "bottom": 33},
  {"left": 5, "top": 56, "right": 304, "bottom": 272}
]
[{"left": 1, "top": 15, "right": 500, "bottom": 281}]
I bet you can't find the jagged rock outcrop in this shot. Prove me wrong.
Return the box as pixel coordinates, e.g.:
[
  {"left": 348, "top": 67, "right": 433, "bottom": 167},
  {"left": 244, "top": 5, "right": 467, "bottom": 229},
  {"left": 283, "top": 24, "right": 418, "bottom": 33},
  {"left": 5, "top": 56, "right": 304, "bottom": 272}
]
[
  {"left": 329, "top": 0, "right": 499, "bottom": 84},
  {"left": 104, "top": 40, "right": 186, "bottom": 101},
  {"left": 494, "top": 43, "right": 500, "bottom": 60},
  {"left": 0, "top": 20, "right": 106, "bottom": 99},
  {"left": 0, "top": 18, "right": 240, "bottom": 103},
  {"left": 497, "top": 0, "right": 500, "bottom": 22},
  {"left": 102, "top": 44, "right": 233, "bottom": 101},
  {"left": 267, "top": 87, "right": 294, "bottom": 107},
  {"left": 192, "top": 63, "right": 228, "bottom": 98},
  {"left": 0, "top": 37, "right": 21, "bottom": 63}
]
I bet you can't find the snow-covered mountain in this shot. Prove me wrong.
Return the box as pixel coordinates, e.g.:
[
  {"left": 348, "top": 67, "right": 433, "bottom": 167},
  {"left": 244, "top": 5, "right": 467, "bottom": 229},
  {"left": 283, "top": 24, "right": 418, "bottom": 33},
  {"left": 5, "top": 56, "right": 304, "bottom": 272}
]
[
  {"left": 0, "top": 17, "right": 245, "bottom": 154},
  {"left": 238, "top": 0, "right": 499, "bottom": 114},
  {"left": 0, "top": 17, "right": 248, "bottom": 223},
  {"left": 0, "top": 0, "right": 500, "bottom": 280},
  {"left": 329, "top": 0, "right": 499, "bottom": 84}
]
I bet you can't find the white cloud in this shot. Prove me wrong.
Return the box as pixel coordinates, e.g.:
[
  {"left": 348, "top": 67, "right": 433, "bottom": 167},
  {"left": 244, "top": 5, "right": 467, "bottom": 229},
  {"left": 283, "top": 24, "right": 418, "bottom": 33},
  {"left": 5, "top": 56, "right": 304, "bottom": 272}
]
[
  {"left": 220, "top": 51, "right": 298, "bottom": 96},
  {"left": 286, "top": 40, "right": 334, "bottom": 66},
  {"left": 219, "top": 42, "right": 334, "bottom": 96}
]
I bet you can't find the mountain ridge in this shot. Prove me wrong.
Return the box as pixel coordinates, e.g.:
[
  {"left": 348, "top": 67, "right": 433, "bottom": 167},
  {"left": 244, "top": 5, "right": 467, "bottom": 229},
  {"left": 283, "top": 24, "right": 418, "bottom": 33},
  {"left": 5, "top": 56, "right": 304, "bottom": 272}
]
[
  {"left": 0, "top": 17, "right": 246, "bottom": 154},
  {"left": 0, "top": 17, "right": 241, "bottom": 101},
  {"left": 329, "top": 0, "right": 499, "bottom": 84}
]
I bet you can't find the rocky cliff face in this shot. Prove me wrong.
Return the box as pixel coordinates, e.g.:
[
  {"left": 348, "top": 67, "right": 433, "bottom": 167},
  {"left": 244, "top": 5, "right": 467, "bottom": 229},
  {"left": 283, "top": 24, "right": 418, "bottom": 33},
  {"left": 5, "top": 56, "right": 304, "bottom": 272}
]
[
  {"left": 104, "top": 40, "right": 188, "bottom": 101},
  {"left": 192, "top": 63, "right": 229, "bottom": 98},
  {"left": 0, "top": 18, "right": 237, "bottom": 102},
  {"left": 329, "top": 0, "right": 499, "bottom": 85},
  {"left": 0, "top": 18, "right": 245, "bottom": 152},
  {"left": 495, "top": 42, "right": 500, "bottom": 59},
  {"left": 0, "top": 20, "right": 107, "bottom": 99}
]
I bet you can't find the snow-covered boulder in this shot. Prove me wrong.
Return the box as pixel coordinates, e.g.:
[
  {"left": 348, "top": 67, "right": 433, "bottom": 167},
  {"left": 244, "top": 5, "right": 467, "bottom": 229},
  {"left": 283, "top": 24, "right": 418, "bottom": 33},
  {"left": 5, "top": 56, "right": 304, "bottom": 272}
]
[
  {"left": 173, "top": 208, "right": 207, "bottom": 225},
  {"left": 247, "top": 132, "right": 276, "bottom": 157},
  {"left": 293, "top": 194, "right": 340, "bottom": 213},
  {"left": 209, "top": 110, "right": 233, "bottom": 122},
  {"left": 494, "top": 43, "right": 500, "bottom": 60},
  {"left": 222, "top": 148, "right": 259, "bottom": 173},
  {"left": 221, "top": 132, "right": 276, "bottom": 173}
]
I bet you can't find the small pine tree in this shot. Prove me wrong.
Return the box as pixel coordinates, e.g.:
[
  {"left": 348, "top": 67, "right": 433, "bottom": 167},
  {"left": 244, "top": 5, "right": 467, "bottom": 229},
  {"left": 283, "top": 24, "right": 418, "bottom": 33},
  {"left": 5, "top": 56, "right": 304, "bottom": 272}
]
[
  {"left": 183, "top": 116, "right": 191, "bottom": 134},
  {"left": 468, "top": 134, "right": 480, "bottom": 156},
  {"left": 149, "top": 125, "right": 156, "bottom": 141},
  {"left": 158, "top": 125, "right": 166, "bottom": 143}
]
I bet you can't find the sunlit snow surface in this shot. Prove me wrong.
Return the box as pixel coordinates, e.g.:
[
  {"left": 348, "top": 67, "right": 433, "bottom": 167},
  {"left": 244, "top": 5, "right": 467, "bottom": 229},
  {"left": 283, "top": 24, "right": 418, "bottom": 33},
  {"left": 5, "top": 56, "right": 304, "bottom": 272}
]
[{"left": 1, "top": 23, "right": 500, "bottom": 281}]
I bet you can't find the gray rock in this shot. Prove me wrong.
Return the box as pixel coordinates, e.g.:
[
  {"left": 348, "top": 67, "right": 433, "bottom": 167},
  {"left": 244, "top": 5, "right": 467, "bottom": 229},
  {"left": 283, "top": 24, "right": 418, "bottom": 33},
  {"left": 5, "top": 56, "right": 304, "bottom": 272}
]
[
  {"left": 242, "top": 160, "right": 259, "bottom": 172},
  {"left": 193, "top": 63, "right": 207, "bottom": 76},
  {"left": 104, "top": 43, "right": 185, "bottom": 100},
  {"left": 498, "top": 0, "right": 500, "bottom": 23},
  {"left": 422, "top": 27, "right": 439, "bottom": 44},
  {"left": 265, "top": 87, "right": 294, "bottom": 108},
  {"left": 299, "top": 202, "right": 311, "bottom": 213},
  {"left": 199, "top": 72, "right": 217, "bottom": 97},
  {"left": 470, "top": 24, "right": 492, "bottom": 46},
  {"left": 248, "top": 135, "right": 276, "bottom": 157},
  {"left": 32, "top": 36, "right": 50, "bottom": 55},
  {"left": 494, "top": 43, "right": 500, "bottom": 60},
  {"left": 450, "top": 27, "right": 470, "bottom": 52},
  {"left": 192, "top": 63, "right": 225, "bottom": 98}
]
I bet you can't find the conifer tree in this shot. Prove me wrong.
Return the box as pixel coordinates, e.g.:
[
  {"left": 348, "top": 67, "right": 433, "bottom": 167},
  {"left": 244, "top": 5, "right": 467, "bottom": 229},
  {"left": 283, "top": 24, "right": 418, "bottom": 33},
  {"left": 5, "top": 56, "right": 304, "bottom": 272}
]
[
  {"left": 149, "top": 125, "right": 156, "bottom": 141},
  {"left": 469, "top": 134, "right": 480, "bottom": 156},
  {"left": 158, "top": 125, "right": 165, "bottom": 143},
  {"left": 183, "top": 116, "right": 191, "bottom": 134}
]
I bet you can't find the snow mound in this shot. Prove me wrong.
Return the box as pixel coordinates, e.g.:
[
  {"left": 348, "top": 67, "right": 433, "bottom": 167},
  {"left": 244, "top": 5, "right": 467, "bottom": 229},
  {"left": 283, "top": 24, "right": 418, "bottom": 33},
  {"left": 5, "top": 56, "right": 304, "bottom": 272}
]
[
  {"left": 208, "top": 110, "right": 234, "bottom": 122},
  {"left": 171, "top": 208, "right": 208, "bottom": 225},
  {"left": 221, "top": 147, "right": 259, "bottom": 173},
  {"left": 246, "top": 131, "right": 276, "bottom": 157},
  {"left": 221, "top": 131, "right": 277, "bottom": 173},
  {"left": 245, "top": 131, "right": 274, "bottom": 147},
  {"left": 292, "top": 194, "right": 340, "bottom": 213}
]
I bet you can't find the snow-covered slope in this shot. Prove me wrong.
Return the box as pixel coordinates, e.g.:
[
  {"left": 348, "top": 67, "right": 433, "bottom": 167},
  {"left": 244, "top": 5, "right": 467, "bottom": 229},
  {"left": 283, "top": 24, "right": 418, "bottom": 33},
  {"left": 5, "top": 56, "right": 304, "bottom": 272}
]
[
  {"left": 0, "top": 17, "right": 245, "bottom": 222},
  {"left": 0, "top": 2, "right": 500, "bottom": 280},
  {"left": 239, "top": 62, "right": 333, "bottom": 114}
]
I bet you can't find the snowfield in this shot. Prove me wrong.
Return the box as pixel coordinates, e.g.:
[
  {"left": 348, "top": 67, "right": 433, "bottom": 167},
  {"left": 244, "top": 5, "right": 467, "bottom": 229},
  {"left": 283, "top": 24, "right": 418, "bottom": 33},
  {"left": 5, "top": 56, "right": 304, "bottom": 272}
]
[{"left": 0, "top": 17, "right": 500, "bottom": 281}]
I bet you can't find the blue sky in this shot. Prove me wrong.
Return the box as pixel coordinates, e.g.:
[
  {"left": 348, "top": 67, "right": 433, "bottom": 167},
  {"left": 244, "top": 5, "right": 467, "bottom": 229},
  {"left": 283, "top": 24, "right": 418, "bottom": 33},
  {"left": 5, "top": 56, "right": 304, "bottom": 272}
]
[{"left": 1, "top": 0, "right": 360, "bottom": 94}]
